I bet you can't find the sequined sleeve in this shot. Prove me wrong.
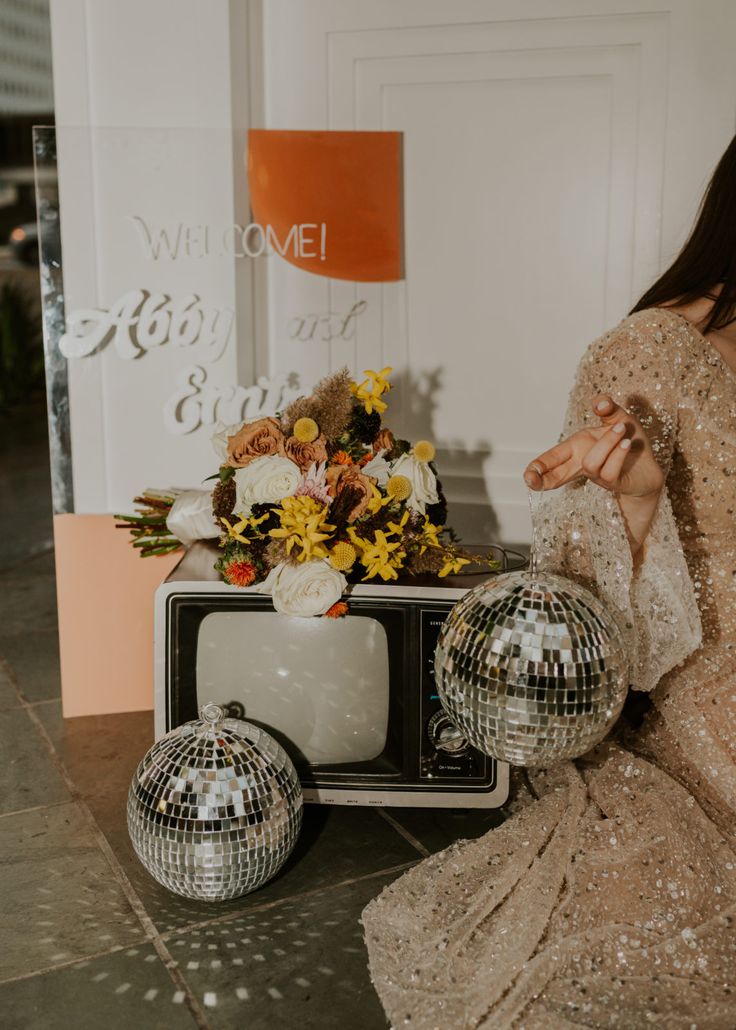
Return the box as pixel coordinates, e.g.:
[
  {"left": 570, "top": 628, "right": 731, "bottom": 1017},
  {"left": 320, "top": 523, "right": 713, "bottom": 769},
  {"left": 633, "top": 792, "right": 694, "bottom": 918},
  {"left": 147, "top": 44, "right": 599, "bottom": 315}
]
[{"left": 535, "top": 318, "right": 702, "bottom": 691}]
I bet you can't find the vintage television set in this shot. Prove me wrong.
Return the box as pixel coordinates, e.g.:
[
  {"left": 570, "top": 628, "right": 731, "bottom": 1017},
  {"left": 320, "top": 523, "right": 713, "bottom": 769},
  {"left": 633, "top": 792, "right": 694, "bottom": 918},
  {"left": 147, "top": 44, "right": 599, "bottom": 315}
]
[{"left": 154, "top": 543, "right": 525, "bottom": 807}]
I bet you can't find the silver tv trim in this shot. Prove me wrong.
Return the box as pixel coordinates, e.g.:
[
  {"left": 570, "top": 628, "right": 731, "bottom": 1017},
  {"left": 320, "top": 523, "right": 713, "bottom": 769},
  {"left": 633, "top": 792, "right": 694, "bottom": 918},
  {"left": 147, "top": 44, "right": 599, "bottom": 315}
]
[{"left": 301, "top": 775, "right": 509, "bottom": 808}]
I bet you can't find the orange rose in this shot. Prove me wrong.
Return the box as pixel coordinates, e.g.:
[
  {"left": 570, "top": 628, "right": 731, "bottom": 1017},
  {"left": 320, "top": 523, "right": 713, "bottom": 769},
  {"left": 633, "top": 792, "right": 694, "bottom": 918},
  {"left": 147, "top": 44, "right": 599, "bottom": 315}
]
[
  {"left": 326, "top": 466, "right": 375, "bottom": 522},
  {"left": 227, "top": 417, "right": 285, "bottom": 468},
  {"left": 284, "top": 433, "right": 328, "bottom": 471},
  {"left": 373, "top": 428, "right": 395, "bottom": 453}
]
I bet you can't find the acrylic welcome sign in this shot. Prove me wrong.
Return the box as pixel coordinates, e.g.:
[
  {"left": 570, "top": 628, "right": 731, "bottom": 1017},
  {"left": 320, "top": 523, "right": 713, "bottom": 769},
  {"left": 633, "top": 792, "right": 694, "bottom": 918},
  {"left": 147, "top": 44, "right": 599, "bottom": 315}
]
[{"left": 35, "top": 125, "right": 405, "bottom": 717}]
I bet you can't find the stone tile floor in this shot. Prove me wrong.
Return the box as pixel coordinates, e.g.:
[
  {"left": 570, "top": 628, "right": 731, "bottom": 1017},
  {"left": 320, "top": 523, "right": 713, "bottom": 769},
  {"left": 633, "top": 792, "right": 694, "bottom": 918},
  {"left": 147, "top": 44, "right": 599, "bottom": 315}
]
[{"left": 0, "top": 405, "right": 515, "bottom": 1029}]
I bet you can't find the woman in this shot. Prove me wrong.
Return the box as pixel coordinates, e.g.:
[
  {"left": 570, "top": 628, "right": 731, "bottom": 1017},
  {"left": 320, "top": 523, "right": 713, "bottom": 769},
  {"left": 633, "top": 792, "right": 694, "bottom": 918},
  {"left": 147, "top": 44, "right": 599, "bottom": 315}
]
[{"left": 362, "top": 136, "right": 736, "bottom": 1028}]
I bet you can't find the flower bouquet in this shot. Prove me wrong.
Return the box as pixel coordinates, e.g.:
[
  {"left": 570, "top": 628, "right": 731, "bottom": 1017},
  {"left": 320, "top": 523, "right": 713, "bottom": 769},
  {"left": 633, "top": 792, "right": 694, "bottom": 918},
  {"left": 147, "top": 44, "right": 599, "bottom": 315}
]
[{"left": 118, "top": 367, "right": 498, "bottom": 617}]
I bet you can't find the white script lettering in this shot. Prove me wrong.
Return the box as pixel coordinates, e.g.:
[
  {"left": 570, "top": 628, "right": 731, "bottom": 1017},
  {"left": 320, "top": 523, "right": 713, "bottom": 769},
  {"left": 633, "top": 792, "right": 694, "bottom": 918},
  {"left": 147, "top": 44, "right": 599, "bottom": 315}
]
[
  {"left": 59, "top": 289, "right": 233, "bottom": 363},
  {"left": 287, "top": 300, "right": 367, "bottom": 343},
  {"left": 163, "top": 367, "right": 302, "bottom": 436}
]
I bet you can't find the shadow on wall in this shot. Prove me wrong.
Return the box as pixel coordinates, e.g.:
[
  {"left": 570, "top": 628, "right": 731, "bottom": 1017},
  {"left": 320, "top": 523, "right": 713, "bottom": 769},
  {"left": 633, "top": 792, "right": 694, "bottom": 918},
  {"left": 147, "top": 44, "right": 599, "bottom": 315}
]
[{"left": 387, "top": 366, "right": 501, "bottom": 547}]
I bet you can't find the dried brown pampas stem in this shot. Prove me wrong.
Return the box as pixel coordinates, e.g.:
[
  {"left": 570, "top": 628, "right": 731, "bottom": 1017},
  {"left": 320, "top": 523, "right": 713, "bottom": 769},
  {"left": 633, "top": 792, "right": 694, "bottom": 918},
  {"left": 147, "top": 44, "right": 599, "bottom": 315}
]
[{"left": 282, "top": 368, "right": 354, "bottom": 439}]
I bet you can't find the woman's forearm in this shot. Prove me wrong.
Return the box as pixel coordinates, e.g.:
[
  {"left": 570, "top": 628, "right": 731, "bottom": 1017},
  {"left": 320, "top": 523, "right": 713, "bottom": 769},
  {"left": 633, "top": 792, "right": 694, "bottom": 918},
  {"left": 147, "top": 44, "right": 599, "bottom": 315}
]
[{"left": 617, "top": 490, "right": 662, "bottom": 565}]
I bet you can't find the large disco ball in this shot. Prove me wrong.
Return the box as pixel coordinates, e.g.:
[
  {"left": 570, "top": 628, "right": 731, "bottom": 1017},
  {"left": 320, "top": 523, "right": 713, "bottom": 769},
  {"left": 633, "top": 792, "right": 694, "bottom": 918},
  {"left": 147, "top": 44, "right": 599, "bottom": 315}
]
[
  {"left": 434, "top": 571, "right": 629, "bottom": 767},
  {"left": 128, "top": 702, "right": 303, "bottom": 901}
]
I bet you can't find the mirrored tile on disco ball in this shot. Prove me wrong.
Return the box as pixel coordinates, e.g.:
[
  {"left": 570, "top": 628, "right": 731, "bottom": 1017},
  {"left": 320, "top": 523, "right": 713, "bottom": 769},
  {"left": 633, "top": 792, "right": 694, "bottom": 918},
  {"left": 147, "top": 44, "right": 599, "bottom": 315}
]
[
  {"left": 127, "top": 706, "right": 303, "bottom": 901},
  {"left": 434, "top": 571, "right": 628, "bottom": 768}
]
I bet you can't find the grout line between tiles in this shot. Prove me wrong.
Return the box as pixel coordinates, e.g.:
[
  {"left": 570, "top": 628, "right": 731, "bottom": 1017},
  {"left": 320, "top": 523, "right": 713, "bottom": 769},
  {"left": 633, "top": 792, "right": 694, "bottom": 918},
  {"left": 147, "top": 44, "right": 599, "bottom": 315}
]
[
  {"left": 0, "top": 655, "right": 211, "bottom": 1030},
  {"left": 0, "top": 942, "right": 135, "bottom": 988},
  {"left": 0, "top": 696, "right": 60, "bottom": 714},
  {"left": 160, "top": 860, "right": 419, "bottom": 940},
  {"left": 0, "top": 797, "right": 71, "bottom": 821},
  {"left": 0, "top": 544, "right": 54, "bottom": 576},
  {"left": 376, "top": 809, "right": 432, "bottom": 858}
]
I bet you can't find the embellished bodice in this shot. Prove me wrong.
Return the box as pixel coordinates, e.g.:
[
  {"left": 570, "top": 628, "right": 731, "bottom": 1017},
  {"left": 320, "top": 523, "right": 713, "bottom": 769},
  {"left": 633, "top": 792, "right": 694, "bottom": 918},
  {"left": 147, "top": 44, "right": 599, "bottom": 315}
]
[{"left": 539, "top": 306, "right": 736, "bottom": 662}]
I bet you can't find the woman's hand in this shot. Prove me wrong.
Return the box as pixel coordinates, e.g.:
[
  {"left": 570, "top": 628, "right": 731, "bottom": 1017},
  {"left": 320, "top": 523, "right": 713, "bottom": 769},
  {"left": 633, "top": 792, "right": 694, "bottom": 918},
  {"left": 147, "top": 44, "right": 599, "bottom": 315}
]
[
  {"left": 524, "top": 394, "right": 664, "bottom": 497},
  {"left": 523, "top": 394, "right": 665, "bottom": 560}
]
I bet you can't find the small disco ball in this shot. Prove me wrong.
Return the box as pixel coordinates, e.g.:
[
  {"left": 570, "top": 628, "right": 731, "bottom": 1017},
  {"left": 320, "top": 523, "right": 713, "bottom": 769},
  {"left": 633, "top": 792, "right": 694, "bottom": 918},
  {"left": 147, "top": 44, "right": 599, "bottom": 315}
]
[
  {"left": 434, "top": 571, "right": 629, "bottom": 767},
  {"left": 127, "top": 702, "right": 303, "bottom": 901}
]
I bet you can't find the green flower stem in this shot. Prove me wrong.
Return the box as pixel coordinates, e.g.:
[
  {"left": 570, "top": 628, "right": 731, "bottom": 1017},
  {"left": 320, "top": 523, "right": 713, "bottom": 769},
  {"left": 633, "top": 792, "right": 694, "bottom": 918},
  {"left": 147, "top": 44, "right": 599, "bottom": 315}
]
[
  {"left": 138, "top": 542, "right": 181, "bottom": 557},
  {"left": 114, "top": 513, "right": 172, "bottom": 526},
  {"left": 132, "top": 536, "right": 177, "bottom": 549}
]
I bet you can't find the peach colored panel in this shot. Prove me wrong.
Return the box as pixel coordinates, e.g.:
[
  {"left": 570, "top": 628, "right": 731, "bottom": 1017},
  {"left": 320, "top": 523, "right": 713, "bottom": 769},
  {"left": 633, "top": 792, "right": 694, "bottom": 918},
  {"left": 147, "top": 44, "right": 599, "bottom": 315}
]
[{"left": 54, "top": 514, "right": 180, "bottom": 717}]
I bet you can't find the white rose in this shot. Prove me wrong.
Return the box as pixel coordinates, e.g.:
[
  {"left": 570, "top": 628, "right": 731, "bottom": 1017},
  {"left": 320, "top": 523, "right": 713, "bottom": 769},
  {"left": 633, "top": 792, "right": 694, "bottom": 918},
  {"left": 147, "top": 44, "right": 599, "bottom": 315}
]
[
  {"left": 232, "top": 455, "right": 301, "bottom": 516},
  {"left": 165, "top": 489, "right": 219, "bottom": 546},
  {"left": 390, "top": 453, "right": 439, "bottom": 514},
  {"left": 260, "top": 559, "right": 347, "bottom": 617},
  {"left": 211, "top": 421, "right": 244, "bottom": 462}
]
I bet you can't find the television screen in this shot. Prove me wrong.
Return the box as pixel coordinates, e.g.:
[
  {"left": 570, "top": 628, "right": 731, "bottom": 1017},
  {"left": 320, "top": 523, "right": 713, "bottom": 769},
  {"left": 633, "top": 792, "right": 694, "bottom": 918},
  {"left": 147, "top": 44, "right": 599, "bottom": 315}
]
[{"left": 196, "top": 612, "right": 390, "bottom": 765}]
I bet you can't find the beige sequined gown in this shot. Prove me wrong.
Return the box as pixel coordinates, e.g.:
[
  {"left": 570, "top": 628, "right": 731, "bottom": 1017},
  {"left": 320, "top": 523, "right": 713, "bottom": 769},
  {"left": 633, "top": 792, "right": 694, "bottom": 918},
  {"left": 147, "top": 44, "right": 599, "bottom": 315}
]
[{"left": 362, "top": 308, "right": 736, "bottom": 1029}]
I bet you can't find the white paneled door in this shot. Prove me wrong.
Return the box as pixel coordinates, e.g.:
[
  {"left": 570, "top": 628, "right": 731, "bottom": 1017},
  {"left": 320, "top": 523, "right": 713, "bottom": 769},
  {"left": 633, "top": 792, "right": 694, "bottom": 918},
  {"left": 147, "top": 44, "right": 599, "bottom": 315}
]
[{"left": 257, "top": 0, "right": 736, "bottom": 544}]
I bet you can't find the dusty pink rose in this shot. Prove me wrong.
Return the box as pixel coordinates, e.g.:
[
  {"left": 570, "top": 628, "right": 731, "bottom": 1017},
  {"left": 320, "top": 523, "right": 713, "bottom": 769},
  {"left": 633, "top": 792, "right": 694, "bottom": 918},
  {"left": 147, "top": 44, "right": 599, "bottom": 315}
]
[
  {"left": 227, "top": 418, "right": 285, "bottom": 468},
  {"left": 284, "top": 434, "right": 329, "bottom": 471}
]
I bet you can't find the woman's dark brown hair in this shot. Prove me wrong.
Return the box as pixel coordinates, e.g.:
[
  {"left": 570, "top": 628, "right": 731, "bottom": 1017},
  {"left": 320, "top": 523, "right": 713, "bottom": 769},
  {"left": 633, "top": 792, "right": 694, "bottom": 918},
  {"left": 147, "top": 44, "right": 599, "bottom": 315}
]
[{"left": 630, "top": 134, "right": 736, "bottom": 334}]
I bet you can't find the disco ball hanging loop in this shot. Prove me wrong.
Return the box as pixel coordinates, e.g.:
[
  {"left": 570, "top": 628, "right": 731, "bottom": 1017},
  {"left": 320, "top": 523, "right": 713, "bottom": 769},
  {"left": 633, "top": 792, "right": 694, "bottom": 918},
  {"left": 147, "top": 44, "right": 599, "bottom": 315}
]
[
  {"left": 127, "top": 702, "right": 303, "bottom": 901},
  {"left": 434, "top": 571, "right": 629, "bottom": 768}
]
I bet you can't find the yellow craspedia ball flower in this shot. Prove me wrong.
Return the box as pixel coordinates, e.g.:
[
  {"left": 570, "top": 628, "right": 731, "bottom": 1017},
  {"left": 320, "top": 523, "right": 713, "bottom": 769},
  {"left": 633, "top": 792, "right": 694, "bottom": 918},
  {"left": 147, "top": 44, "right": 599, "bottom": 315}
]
[
  {"left": 293, "top": 417, "right": 319, "bottom": 443},
  {"left": 386, "top": 474, "right": 412, "bottom": 501},
  {"left": 329, "top": 540, "right": 357, "bottom": 571},
  {"left": 413, "top": 440, "right": 436, "bottom": 463}
]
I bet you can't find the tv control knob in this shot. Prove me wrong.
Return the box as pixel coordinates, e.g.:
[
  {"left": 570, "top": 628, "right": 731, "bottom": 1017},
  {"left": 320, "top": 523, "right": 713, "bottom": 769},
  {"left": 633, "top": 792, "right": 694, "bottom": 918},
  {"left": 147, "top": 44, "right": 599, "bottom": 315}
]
[{"left": 427, "top": 711, "right": 468, "bottom": 754}]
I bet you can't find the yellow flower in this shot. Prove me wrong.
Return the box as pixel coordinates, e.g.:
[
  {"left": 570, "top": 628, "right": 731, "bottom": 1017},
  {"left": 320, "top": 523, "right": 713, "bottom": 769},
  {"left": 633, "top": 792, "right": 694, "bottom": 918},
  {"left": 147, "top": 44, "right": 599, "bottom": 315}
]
[
  {"left": 386, "top": 474, "right": 411, "bottom": 501},
  {"left": 220, "top": 516, "right": 249, "bottom": 543},
  {"left": 293, "top": 417, "right": 319, "bottom": 443},
  {"left": 419, "top": 518, "right": 443, "bottom": 554},
  {"left": 357, "top": 530, "right": 406, "bottom": 581},
  {"left": 367, "top": 483, "right": 392, "bottom": 515},
  {"left": 350, "top": 366, "right": 393, "bottom": 415},
  {"left": 347, "top": 509, "right": 410, "bottom": 580},
  {"left": 346, "top": 525, "right": 367, "bottom": 553},
  {"left": 439, "top": 554, "right": 471, "bottom": 578},
  {"left": 269, "top": 496, "right": 335, "bottom": 563},
  {"left": 249, "top": 512, "right": 271, "bottom": 529},
  {"left": 386, "top": 510, "right": 410, "bottom": 536},
  {"left": 329, "top": 540, "right": 356, "bottom": 572},
  {"left": 221, "top": 512, "right": 271, "bottom": 544},
  {"left": 413, "top": 440, "right": 436, "bottom": 463}
]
